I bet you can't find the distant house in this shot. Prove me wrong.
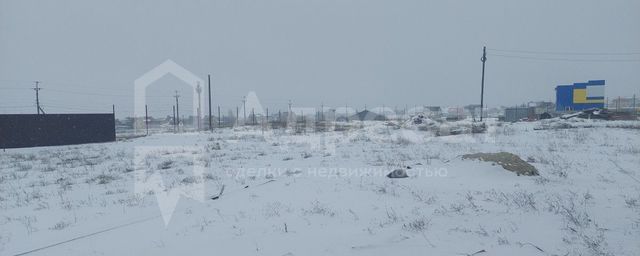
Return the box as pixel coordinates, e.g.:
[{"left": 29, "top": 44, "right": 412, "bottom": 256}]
[
  {"left": 350, "top": 110, "right": 387, "bottom": 121},
  {"left": 464, "top": 104, "right": 482, "bottom": 119},
  {"left": 504, "top": 106, "right": 535, "bottom": 122},
  {"left": 424, "top": 106, "right": 442, "bottom": 117},
  {"left": 610, "top": 97, "right": 637, "bottom": 112},
  {"left": 527, "top": 101, "right": 555, "bottom": 115},
  {"left": 445, "top": 107, "right": 466, "bottom": 121}
]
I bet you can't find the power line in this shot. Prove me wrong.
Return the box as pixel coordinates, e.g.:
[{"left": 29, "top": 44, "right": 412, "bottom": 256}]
[
  {"left": 45, "top": 88, "right": 129, "bottom": 97},
  {"left": 12, "top": 215, "right": 160, "bottom": 256},
  {"left": 0, "top": 105, "right": 35, "bottom": 108},
  {"left": 41, "top": 102, "right": 173, "bottom": 112},
  {"left": 1, "top": 86, "right": 172, "bottom": 98},
  {"left": 489, "top": 53, "right": 640, "bottom": 62},
  {"left": 42, "top": 104, "right": 95, "bottom": 110},
  {"left": 0, "top": 86, "right": 30, "bottom": 90},
  {"left": 487, "top": 48, "right": 640, "bottom": 56},
  {"left": 45, "top": 88, "right": 179, "bottom": 98},
  {"left": 1, "top": 83, "right": 201, "bottom": 99}
]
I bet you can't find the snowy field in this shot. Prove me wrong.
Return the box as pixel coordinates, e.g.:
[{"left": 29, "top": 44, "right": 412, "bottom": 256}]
[{"left": 1, "top": 119, "right": 639, "bottom": 256}]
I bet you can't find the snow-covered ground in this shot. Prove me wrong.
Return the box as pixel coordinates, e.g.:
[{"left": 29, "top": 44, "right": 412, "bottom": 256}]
[{"left": 1, "top": 119, "right": 639, "bottom": 256}]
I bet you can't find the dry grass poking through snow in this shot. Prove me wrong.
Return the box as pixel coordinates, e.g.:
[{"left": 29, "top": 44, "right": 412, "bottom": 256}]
[{"left": 0, "top": 120, "right": 639, "bottom": 255}]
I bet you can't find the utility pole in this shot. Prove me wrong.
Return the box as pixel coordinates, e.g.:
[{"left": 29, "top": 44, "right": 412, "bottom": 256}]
[
  {"left": 265, "top": 108, "right": 269, "bottom": 130},
  {"left": 236, "top": 106, "right": 239, "bottom": 126},
  {"left": 394, "top": 106, "right": 398, "bottom": 121},
  {"left": 208, "top": 74, "right": 213, "bottom": 132},
  {"left": 217, "top": 105, "right": 221, "bottom": 127},
  {"left": 196, "top": 82, "right": 202, "bottom": 131},
  {"left": 242, "top": 96, "right": 247, "bottom": 125},
  {"left": 174, "top": 90, "right": 180, "bottom": 131},
  {"left": 633, "top": 94, "right": 637, "bottom": 117},
  {"left": 633, "top": 94, "right": 636, "bottom": 109},
  {"left": 33, "top": 81, "right": 44, "bottom": 115},
  {"left": 173, "top": 105, "right": 176, "bottom": 132},
  {"left": 145, "top": 105, "right": 149, "bottom": 136},
  {"left": 480, "top": 46, "right": 487, "bottom": 122},
  {"left": 251, "top": 108, "right": 255, "bottom": 125},
  {"left": 288, "top": 100, "right": 293, "bottom": 125},
  {"left": 404, "top": 105, "right": 408, "bottom": 119},
  {"left": 345, "top": 104, "right": 349, "bottom": 122}
]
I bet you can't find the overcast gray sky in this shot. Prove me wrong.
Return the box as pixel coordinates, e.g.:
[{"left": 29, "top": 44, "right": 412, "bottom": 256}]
[{"left": 1, "top": 0, "right": 639, "bottom": 117}]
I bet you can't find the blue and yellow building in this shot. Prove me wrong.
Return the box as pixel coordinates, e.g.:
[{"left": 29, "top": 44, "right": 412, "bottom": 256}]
[{"left": 555, "top": 80, "right": 605, "bottom": 111}]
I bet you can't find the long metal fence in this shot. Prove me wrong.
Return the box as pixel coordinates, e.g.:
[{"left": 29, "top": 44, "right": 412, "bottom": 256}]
[{"left": 0, "top": 114, "right": 115, "bottom": 148}]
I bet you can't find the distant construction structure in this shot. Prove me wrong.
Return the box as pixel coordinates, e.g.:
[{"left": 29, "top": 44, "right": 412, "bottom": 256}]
[{"left": 555, "top": 80, "right": 605, "bottom": 111}]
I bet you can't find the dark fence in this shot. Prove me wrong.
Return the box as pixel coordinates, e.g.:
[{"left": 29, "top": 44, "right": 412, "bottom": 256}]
[{"left": 0, "top": 114, "right": 115, "bottom": 149}]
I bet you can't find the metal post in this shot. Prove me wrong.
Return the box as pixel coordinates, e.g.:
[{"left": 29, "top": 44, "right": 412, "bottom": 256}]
[
  {"left": 633, "top": 94, "right": 637, "bottom": 117},
  {"left": 33, "top": 81, "right": 44, "bottom": 115},
  {"left": 404, "top": 105, "right": 407, "bottom": 120},
  {"left": 480, "top": 46, "right": 487, "bottom": 122},
  {"left": 208, "top": 74, "right": 213, "bottom": 132},
  {"left": 113, "top": 104, "right": 116, "bottom": 132},
  {"left": 196, "top": 82, "right": 202, "bottom": 131},
  {"left": 242, "top": 96, "right": 247, "bottom": 125},
  {"left": 174, "top": 91, "right": 180, "bottom": 131},
  {"left": 145, "top": 104, "right": 149, "bottom": 136},
  {"left": 288, "top": 100, "right": 292, "bottom": 125},
  {"left": 345, "top": 104, "right": 349, "bottom": 122},
  {"left": 253, "top": 108, "right": 256, "bottom": 125}
]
